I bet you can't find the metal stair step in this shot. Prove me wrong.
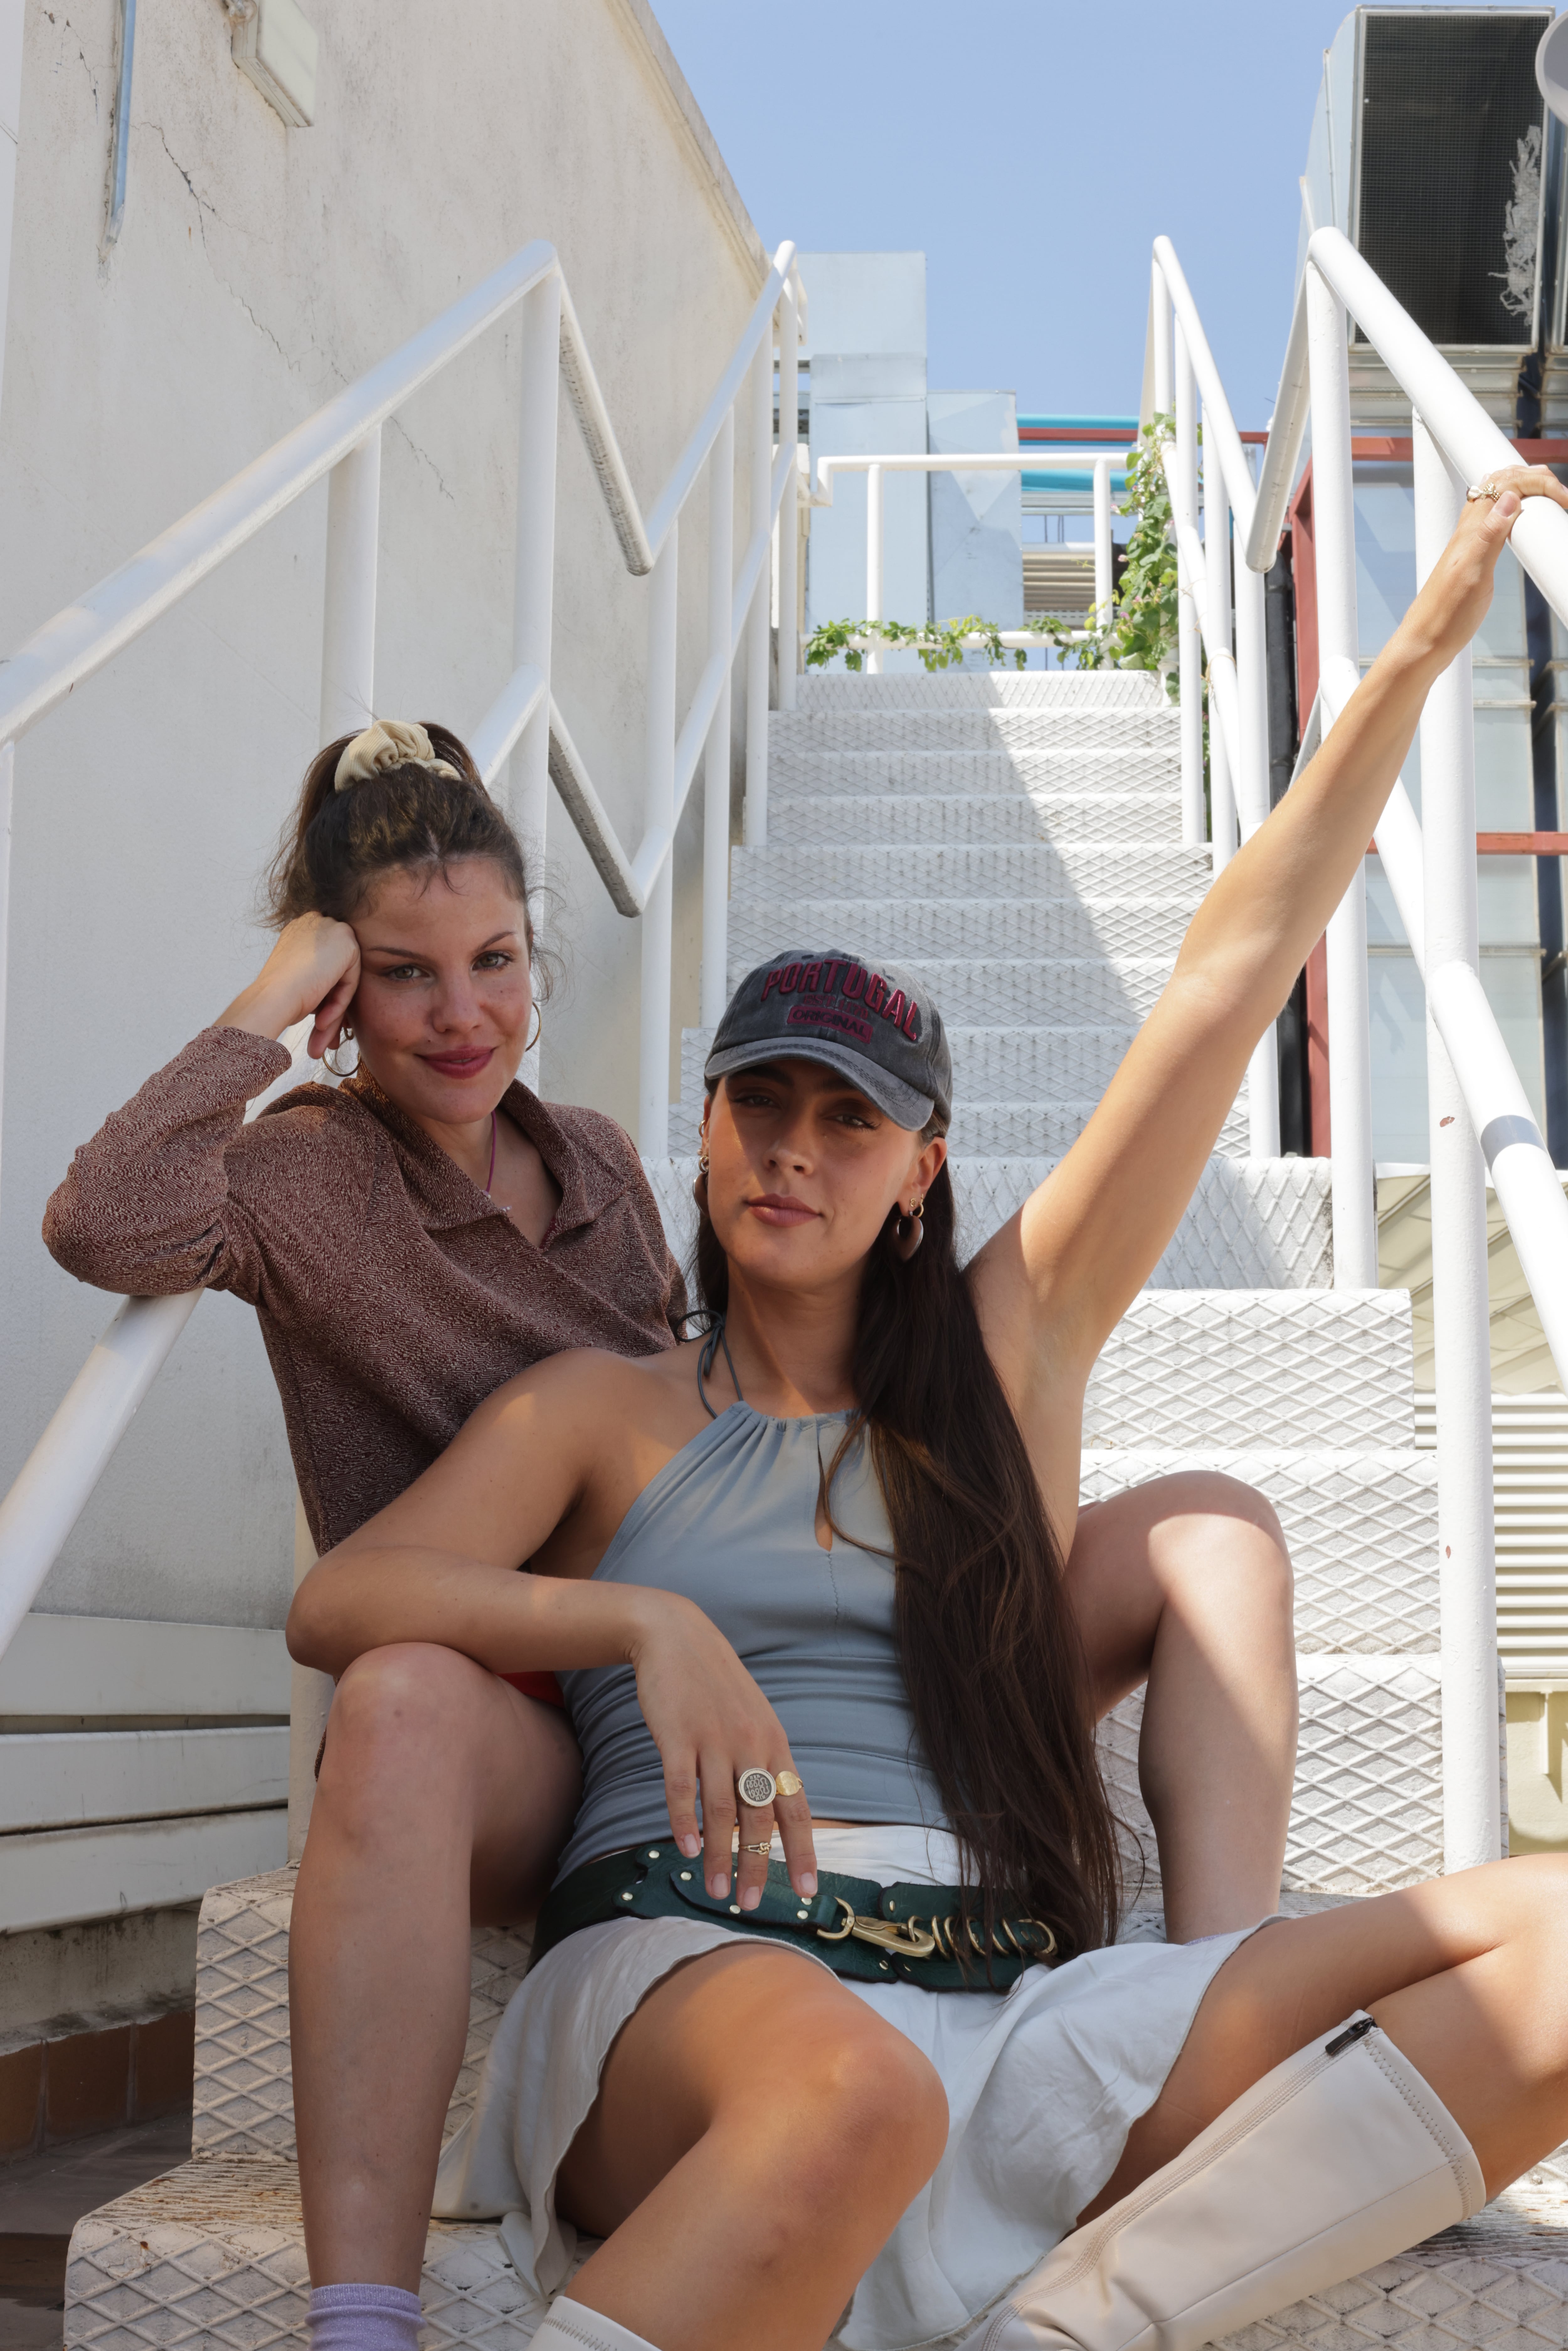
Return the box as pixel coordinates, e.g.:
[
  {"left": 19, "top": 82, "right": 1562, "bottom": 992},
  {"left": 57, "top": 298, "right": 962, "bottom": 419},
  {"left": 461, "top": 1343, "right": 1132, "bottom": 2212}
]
[
  {"left": 727, "top": 897, "right": 1202, "bottom": 963},
  {"left": 680, "top": 1020, "right": 1195, "bottom": 1110},
  {"left": 667, "top": 1096, "right": 1249, "bottom": 1160},
  {"left": 722, "top": 960, "right": 1179, "bottom": 1027},
  {"left": 71, "top": 2147, "right": 1568, "bottom": 2351},
  {"left": 645, "top": 1157, "right": 1331, "bottom": 1293},
  {"left": 767, "top": 746, "right": 1181, "bottom": 793},
  {"left": 794, "top": 669, "right": 1170, "bottom": 710},
  {"left": 731, "top": 842, "right": 1212, "bottom": 902},
  {"left": 771, "top": 707, "right": 1179, "bottom": 752},
  {"left": 766, "top": 792, "right": 1184, "bottom": 848}
]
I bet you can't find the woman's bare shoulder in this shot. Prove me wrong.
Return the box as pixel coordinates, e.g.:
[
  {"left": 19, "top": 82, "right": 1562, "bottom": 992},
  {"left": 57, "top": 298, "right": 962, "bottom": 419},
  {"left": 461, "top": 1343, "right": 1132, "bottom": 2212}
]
[{"left": 469, "top": 1338, "right": 702, "bottom": 1432}]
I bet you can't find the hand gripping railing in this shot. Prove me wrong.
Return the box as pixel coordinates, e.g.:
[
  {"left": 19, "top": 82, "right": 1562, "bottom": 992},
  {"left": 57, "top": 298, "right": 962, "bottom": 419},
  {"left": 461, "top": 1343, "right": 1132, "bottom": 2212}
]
[
  {"left": 0, "top": 232, "right": 807, "bottom": 1669},
  {"left": 811, "top": 450, "right": 1118, "bottom": 676},
  {"left": 1152, "top": 220, "right": 1568, "bottom": 1873}
]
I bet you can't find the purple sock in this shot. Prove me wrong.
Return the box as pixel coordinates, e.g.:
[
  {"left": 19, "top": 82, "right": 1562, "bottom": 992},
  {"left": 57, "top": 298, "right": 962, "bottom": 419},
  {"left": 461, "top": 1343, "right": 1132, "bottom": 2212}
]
[{"left": 307, "top": 2282, "right": 424, "bottom": 2351}]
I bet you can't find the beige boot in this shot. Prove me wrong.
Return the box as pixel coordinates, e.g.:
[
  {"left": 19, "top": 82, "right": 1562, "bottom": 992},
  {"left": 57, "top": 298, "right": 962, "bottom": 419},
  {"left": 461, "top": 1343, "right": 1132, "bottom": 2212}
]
[
  {"left": 526, "top": 2295, "right": 662, "bottom": 2351},
  {"left": 969, "top": 2014, "right": 1484, "bottom": 2351}
]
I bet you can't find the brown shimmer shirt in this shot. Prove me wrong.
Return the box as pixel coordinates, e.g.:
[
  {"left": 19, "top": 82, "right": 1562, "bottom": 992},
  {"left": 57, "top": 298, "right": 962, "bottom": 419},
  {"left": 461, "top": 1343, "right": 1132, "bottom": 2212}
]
[{"left": 43, "top": 1028, "right": 686, "bottom": 1553}]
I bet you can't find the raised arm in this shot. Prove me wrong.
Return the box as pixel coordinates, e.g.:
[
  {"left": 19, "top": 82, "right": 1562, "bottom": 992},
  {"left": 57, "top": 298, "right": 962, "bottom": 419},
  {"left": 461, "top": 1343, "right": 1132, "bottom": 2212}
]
[{"left": 971, "top": 471, "right": 1565, "bottom": 1416}]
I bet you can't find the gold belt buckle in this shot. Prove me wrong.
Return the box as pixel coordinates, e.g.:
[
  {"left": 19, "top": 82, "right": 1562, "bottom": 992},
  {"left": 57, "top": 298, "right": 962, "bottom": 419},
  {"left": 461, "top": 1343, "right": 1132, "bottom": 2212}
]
[{"left": 816, "top": 1897, "right": 938, "bottom": 1960}]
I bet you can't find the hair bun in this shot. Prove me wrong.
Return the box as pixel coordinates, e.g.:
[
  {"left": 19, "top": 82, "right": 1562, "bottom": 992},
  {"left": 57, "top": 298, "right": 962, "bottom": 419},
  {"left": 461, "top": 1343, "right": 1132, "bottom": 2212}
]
[{"left": 334, "top": 719, "right": 462, "bottom": 793}]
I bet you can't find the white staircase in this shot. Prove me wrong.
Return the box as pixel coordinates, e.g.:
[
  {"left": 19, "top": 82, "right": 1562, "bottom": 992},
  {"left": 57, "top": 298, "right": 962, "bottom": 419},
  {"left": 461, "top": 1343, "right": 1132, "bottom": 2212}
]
[{"left": 60, "top": 668, "right": 1568, "bottom": 2346}]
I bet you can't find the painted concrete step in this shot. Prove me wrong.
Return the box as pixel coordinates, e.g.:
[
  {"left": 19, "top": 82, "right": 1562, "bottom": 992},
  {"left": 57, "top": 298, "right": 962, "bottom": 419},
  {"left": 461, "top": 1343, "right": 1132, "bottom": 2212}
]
[
  {"left": 721, "top": 960, "right": 1178, "bottom": 1028},
  {"left": 728, "top": 896, "right": 1201, "bottom": 964},
  {"left": 766, "top": 791, "right": 1184, "bottom": 849},
  {"left": 767, "top": 746, "right": 1181, "bottom": 793},
  {"left": 771, "top": 705, "right": 1179, "bottom": 754},
  {"left": 668, "top": 1095, "right": 1249, "bottom": 1160},
  {"left": 73, "top": 2146, "right": 1568, "bottom": 2351},
  {"left": 645, "top": 1157, "right": 1332, "bottom": 1292},
  {"left": 795, "top": 669, "right": 1169, "bottom": 710},
  {"left": 731, "top": 842, "right": 1212, "bottom": 903}
]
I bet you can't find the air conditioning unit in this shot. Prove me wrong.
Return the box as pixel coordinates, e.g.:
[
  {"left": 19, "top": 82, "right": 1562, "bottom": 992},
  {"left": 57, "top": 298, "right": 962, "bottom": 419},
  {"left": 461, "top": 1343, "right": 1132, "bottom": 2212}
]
[{"left": 1300, "top": 8, "right": 1552, "bottom": 429}]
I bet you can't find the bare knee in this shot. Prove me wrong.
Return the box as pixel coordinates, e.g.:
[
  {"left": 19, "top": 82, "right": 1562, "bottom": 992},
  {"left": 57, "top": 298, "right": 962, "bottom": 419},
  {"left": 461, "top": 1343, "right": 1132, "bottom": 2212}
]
[
  {"left": 318, "top": 1643, "right": 496, "bottom": 1820},
  {"left": 773, "top": 2013, "right": 947, "bottom": 2228},
  {"left": 1148, "top": 1473, "right": 1293, "bottom": 1614}
]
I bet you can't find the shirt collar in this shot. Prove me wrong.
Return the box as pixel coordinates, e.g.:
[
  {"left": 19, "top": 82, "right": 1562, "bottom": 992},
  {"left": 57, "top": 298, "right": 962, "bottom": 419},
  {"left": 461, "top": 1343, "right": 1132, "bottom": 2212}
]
[{"left": 343, "top": 1070, "right": 623, "bottom": 1239}]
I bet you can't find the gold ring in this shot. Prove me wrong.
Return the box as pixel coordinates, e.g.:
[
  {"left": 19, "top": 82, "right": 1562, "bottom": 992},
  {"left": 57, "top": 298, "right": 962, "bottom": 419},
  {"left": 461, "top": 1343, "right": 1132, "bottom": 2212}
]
[
  {"left": 736, "top": 1766, "right": 777, "bottom": 1807},
  {"left": 739, "top": 1838, "right": 773, "bottom": 1857},
  {"left": 1467, "top": 480, "right": 1502, "bottom": 502},
  {"left": 774, "top": 1770, "right": 804, "bottom": 1799}
]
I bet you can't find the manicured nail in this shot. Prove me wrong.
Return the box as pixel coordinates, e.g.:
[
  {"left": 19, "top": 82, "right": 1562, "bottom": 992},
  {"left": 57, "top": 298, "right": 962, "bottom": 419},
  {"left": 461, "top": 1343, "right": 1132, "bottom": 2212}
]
[
  {"left": 800, "top": 1872, "right": 818, "bottom": 1896},
  {"left": 679, "top": 1834, "right": 701, "bottom": 1857},
  {"left": 741, "top": 1884, "right": 761, "bottom": 1911},
  {"left": 709, "top": 1871, "right": 729, "bottom": 1898}
]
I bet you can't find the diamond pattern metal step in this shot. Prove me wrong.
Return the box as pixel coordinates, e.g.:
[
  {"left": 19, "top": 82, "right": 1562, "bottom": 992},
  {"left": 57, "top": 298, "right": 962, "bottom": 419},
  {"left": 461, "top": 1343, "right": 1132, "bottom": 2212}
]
[
  {"left": 767, "top": 747, "right": 1181, "bottom": 793},
  {"left": 728, "top": 896, "right": 1203, "bottom": 965},
  {"left": 771, "top": 706, "right": 1179, "bottom": 752},
  {"left": 795, "top": 669, "right": 1169, "bottom": 710},
  {"left": 678, "top": 1021, "right": 1200, "bottom": 1112},
  {"left": 667, "top": 1096, "right": 1252, "bottom": 1160},
  {"left": 731, "top": 841, "right": 1212, "bottom": 902},
  {"left": 767, "top": 792, "right": 1184, "bottom": 848},
  {"left": 721, "top": 960, "right": 1179, "bottom": 1028}
]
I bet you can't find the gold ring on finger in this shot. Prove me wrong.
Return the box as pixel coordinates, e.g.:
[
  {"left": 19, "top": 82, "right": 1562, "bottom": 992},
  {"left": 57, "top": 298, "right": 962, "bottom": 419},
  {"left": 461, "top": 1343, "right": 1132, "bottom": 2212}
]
[
  {"left": 775, "top": 1770, "right": 804, "bottom": 1799},
  {"left": 739, "top": 1838, "right": 773, "bottom": 1857},
  {"left": 736, "top": 1766, "right": 777, "bottom": 1807}
]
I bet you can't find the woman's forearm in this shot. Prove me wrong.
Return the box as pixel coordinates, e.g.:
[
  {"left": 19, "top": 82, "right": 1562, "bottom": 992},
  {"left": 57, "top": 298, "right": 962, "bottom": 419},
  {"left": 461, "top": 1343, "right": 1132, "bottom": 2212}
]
[{"left": 287, "top": 1544, "right": 675, "bottom": 1679}]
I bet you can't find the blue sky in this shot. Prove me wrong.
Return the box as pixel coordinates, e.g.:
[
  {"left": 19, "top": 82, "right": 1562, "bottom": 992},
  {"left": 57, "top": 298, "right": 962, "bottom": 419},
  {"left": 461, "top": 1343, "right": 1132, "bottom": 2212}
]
[{"left": 652, "top": 1, "right": 1438, "bottom": 428}]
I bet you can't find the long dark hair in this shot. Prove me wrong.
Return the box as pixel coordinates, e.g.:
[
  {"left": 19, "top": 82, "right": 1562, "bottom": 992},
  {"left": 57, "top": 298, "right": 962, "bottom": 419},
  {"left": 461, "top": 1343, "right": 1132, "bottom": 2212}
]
[
  {"left": 265, "top": 723, "right": 536, "bottom": 938},
  {"left": 695, "top": 1133, "right": 1123, "bottom": 1961}
]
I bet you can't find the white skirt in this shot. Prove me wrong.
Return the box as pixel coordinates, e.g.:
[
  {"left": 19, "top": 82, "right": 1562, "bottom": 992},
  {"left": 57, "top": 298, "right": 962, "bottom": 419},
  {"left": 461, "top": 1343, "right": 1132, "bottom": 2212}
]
[{"left": 433, "top": 1826, "right": 1259, "bottom": 2351}]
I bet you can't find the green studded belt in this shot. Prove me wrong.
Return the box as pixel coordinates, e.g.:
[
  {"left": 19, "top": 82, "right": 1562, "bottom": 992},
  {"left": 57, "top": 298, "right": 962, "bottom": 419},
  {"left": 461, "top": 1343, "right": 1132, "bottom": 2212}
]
[{"left": 532, "top": 1841, "right": 1059, "bottom": 1991}]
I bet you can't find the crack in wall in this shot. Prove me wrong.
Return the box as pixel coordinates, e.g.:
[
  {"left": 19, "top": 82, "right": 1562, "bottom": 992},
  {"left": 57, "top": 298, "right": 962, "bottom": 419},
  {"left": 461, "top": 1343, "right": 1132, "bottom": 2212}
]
[
  {"left": 389, "top": 415, "right": 456, "bottom": 505},
  {"left": 43, "top": 10, "right": 101, "bottom": 119}
]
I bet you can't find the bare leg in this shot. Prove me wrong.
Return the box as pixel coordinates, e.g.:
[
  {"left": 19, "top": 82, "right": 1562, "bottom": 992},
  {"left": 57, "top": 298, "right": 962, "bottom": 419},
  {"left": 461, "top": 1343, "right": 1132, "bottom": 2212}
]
[
  {"left": 1082, "top": 1851, "right": 1568, "bottom": 2221},
  {"left": 556, "top": 1945, "right": 948, "bottom": 2351},
  {"left": 1066, "top": 1472, "right": 1297, "bottom": 1941},
  {"left": 289, "top": 1642, "right": 581, "bottom": 2289}
]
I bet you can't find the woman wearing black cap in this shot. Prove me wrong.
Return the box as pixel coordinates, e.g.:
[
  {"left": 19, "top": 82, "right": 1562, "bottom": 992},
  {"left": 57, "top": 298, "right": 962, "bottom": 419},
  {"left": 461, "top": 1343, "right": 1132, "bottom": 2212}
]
[{"left": 285, "top": 476, "right": 1568, "bottom": 2351}]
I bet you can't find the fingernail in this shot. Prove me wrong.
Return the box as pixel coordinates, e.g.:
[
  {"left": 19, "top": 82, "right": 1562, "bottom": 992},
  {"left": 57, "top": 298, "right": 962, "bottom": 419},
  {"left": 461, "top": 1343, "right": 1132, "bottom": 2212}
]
[
  {"left": 800, "top": 1872, "right": 818, "bottom": 1896},
  {"left": 679, "top": 1834, "right": 701, "bottom": 1857},
  {"left": 710, "top": 1871, "right": 729, "bottom": 1898},
  {"left": 741, "top": 1885, "right": 761, "bottom": 1911}
]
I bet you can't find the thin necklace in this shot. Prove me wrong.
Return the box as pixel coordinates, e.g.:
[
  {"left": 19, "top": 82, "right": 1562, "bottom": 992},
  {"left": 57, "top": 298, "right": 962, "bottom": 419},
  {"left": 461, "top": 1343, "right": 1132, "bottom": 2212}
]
[
  {"left": 696, "top": 1316, "right": 745, "bottom": 1419},
  {"left": 484, "top": 1109, "right": 498, "bottom": 1195}
]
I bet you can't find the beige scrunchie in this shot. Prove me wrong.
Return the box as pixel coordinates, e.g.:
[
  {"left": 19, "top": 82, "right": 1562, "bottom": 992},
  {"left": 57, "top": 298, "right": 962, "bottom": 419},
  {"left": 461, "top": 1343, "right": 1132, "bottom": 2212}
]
[{"left": 334, "top": 719, "right": 461, "bottom": 793}]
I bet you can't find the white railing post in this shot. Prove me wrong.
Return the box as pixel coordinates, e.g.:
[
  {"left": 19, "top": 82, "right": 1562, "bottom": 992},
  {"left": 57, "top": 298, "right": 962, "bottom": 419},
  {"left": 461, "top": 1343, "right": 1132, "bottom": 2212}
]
[
  {"left": 1092, "top": 455, "right": 1113, "bottom": 629},
  {"left": 1233, "top": 497, "right": 1280, "bottom": 1154},
  {"left": 701, "top": 412, "right": 735, "bottom": 1030},
  {"left": 776, "top": 281, "right": 800, "bottom": 711},
  {"left": 513, "top": 266, "right": 561, "bottom": 1090},
  {"left": 1412, "top": 412, "right": 1502, "bottom": 1869},
  {"left": 639, "top": 525, "right": 679, "bottom": 1154},
  {"left": 1202, "top": 402, "right": 1237, "bottom": 873},
  {"left": 319, "top": 427, "right": 382, "bottom": 743},
  {"left": 1152, "top": 260, "right": 1173, "bottom": 415},
  {"left": 744, "top": 326, "right": 772, "bottom": 848},
  {"left": 0, "top": 741, "right": 11, "bottom": 1226},
  {"left": 1172, "top": 319, "right": 1205, "bottom": 847},
  {"left": 1306, "top": 261, "right": 1376, "bottom": 1285},
  {"left": 865, "top": 461, "right": 885, "bottom": 676}
]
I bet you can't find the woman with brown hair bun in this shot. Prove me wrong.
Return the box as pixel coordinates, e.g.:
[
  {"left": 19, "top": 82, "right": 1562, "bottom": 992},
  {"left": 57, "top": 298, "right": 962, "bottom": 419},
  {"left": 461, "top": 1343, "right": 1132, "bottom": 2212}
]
[{"left": 285, "top": 473, "right": 1568, "bottom": 2351}]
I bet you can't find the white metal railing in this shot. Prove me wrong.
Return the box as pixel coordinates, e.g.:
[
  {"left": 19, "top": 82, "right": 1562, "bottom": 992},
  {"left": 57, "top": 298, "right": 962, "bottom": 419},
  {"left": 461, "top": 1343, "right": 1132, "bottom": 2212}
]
[
  {"left": 1150, "top": 221, "right": 1568, "bottom": 1873},
  {"left": 812, "top": 449, "right": 1117, "bottom": 677},
  {"left": 0, "top": 233, "right": 807, "bottom": 1665}
]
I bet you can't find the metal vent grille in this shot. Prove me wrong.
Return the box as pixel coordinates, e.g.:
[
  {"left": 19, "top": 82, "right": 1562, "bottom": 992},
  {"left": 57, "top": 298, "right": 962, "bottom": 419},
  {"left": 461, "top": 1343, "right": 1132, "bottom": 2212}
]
[
  {"left": 1354, "top": 9, "right": 1549, "bottom": 348},
  {"left": 1415, "top": 1391, "right": 1568, "bottom": 1661}
]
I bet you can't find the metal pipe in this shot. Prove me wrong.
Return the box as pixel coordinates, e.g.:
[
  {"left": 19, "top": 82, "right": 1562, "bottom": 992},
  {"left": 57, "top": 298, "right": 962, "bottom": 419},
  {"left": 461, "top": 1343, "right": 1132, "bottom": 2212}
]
[
  {"left": 1202, "top": 402, "right": 1237, "bottom": 873},
  {"left": 318, "top": 430, "right": 381, "bottom": 745},
  {"left": 1173, "top": 320, "right": 1205, "bottom": 847},
  {"left": 777, "top": 282, "right": 800, "bottom": 712},
  {"left": 546, "top": 696, "right": 640, "bottom": 916},
  {"left": 104, "top": 0, "right": 136, "bottom": 248},
  {"left": 1246, "top": 268, "right": 1311, "bottom": 573},
  {"left": 512, "top": 269, "right": 561, "bottom": 1089},
  {"left": 0, "top": 238, "right": 559, "bottom": 752},
  {"left": 639, "top": 527, "right": 679, "bottom": 1153},
  {"left": 1152, "top": 259, "right": 1173, "bottom": 417},
  {"left": 1093, "top": 456, "right": 1113, "bottom": 628},
  {"left": 702, "top": 413, "right": 735, "bottom": 1029},
  {"left": 555, "top": 273, "right": 654, "bottom": 577},
  {"left": 643, "top": 242, "right": 797, "bottom": 564},
  {"left": 1306, "top": 261, "right": 1377, "bottom": 1287},
  {"left": 1151, "top": 236, "right": 1256, "bottom": 535},
  {"left": 1232, "top": 498, "right": 1280, "bottom": 1153},
  {"left": 0, "top": 744, "right": 10, "bottom": 1229},
  {"left": 744, "top": 329, "right": 772, "bottom": 849},
  {"left": 866, "top": 463, "right": 885, "bottom": 675},
  {"left": 1412, "top": 413, "right": 1501, "bottom": 1872}
]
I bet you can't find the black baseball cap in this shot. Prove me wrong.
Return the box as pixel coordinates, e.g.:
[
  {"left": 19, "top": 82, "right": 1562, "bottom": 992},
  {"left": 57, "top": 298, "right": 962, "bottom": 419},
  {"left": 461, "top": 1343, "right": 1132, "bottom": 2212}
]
[{"left": 704, "top": 950, "right": 952, "bottom": 1131}]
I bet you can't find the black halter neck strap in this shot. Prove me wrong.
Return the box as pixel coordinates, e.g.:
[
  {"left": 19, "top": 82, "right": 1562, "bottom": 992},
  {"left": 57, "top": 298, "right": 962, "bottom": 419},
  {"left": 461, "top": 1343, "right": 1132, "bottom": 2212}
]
[{"left": 696, "top": 1317, "right": 745, "bottom": 1418}]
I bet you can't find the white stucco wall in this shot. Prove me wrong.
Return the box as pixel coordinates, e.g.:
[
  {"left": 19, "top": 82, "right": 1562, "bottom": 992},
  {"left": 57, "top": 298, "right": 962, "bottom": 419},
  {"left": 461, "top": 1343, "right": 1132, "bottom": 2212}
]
[{"left": 0, "top": 0, "right": 767, "bottom": 1637}]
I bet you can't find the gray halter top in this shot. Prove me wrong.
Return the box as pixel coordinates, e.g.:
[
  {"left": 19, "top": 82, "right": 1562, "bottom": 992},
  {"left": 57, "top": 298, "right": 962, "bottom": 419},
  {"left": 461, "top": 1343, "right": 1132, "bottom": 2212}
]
[{"left": 555, "top": 1355, "right": 948, "bottom": 1878}]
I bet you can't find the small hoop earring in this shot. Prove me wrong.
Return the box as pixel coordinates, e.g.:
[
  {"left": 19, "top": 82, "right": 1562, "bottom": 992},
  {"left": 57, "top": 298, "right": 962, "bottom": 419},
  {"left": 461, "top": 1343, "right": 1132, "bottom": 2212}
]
[
  {"left": 525, "top": 1005, "right": 542, "bottom": 1053},
  {"left": 692, "top": 1128, "right": 711, "bottom": 1211},
  {"left": 322, "top": 1025, "right": 358, "bottom": 1081},
  {"left": 889, "top": 1197, "right": 924, "bottom": 1262}
]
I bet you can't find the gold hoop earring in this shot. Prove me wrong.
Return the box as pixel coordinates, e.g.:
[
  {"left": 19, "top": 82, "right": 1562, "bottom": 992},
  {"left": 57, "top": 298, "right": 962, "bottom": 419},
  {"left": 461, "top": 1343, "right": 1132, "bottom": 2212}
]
[
  {"left": 322, "top": 1025, "right": 357, "bottom": 1081},
  {"left": 525, "top": 1005, "right": 542, "bottom": 1053},
  {"left": 692, "top": 1128, "right": 711, "bottom": 1211},
  {"left": 889, "top": 1197, "right": 924, "bottom": 1262}
]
